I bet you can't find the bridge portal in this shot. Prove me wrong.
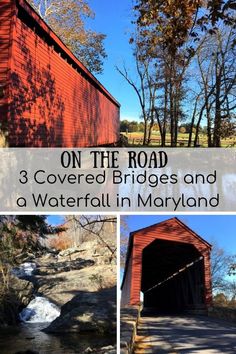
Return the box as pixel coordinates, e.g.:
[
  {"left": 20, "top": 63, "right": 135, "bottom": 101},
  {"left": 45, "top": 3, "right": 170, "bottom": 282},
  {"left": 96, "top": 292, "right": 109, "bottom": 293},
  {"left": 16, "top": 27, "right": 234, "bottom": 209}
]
[{"left": 121, "top": 218, "right": 212, "bottom": 314}]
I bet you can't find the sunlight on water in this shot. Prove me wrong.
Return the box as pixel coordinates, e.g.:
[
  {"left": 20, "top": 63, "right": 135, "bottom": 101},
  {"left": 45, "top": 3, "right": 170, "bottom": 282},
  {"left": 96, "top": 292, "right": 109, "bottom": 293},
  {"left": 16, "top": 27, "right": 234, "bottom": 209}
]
[{"left": 12, "top": 262, "right": 37, "bottom": 278}]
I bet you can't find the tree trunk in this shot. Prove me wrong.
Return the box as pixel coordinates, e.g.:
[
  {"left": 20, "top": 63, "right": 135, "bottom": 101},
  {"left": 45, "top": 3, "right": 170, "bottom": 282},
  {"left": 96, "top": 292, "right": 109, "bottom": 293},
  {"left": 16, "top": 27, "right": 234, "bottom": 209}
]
[
  {"left": 147, "top": 115, "right": 154, "bottom": 145},
  {"left": 169, "top": 81, "right": 175, "bottom": 146},
  {"left": 194, "top": 105, "right": 205, "bottom": 147},
  {"left": 143, "top": 118, "right": 148, "bottom": 146},
  {"left": 213, "top": 67, "right": 222, "bottom": 147},
  {"left": 206, "top": 103, "right": 212, "bottom": 147},
  {"left": 188, "top": 94, "right": 199, "bottom": 147}
]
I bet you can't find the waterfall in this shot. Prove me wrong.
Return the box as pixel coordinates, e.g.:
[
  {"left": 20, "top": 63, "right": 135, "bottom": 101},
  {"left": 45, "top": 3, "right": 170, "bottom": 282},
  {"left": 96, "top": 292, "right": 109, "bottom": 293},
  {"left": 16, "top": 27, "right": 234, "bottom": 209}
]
[
  {"left": 12, "top": 262, "right": 36, "bottom": 278},
  {"left": 13, "top": 262, "right": 60, "bottom": 323},
  {"left": 20, "top": 296, "right": 60, "bottom": 323}
]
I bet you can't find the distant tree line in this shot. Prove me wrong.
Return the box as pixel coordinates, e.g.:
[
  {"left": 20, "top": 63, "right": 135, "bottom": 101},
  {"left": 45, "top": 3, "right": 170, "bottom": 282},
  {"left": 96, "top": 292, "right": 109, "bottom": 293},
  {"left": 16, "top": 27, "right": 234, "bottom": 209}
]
[{"left": 120, "top": 119, "right": 207, "bottom": 135}]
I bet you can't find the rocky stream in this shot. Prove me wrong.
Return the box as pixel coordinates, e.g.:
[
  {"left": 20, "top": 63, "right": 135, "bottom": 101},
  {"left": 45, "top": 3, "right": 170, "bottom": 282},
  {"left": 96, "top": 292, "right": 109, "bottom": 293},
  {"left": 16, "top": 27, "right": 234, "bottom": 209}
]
[{"left": 0, "top": 241, "right": 116, "bottom": 354}]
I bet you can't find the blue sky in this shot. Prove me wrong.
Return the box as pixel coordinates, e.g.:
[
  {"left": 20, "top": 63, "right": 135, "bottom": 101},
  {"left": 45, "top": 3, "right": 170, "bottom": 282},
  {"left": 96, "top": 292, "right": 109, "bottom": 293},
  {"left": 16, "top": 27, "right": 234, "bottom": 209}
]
[
  {"left": 47, "top": 215, "right": 65, "bottom": 226},
  {"left": 47, "top": 215, "right": 236, "bottom": 254},
  {"left": 88, "top": 0, "right": 140, "bottom": 121},
  {"left": 122, "top": 215, "right": 236, "bottom": 254},
  {"left": 84, "top": 1, "right": 213, "bottom": 127}
]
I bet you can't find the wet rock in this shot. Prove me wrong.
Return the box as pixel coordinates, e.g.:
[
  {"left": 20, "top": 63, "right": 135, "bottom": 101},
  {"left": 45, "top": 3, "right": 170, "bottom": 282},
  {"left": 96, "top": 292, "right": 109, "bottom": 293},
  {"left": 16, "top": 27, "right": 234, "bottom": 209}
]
[
  {"left": 12, "top": 262, "right": 37, "bottom": 279},
  {"left": 86, "top": 345, "right": 116, "bottom": 353},
  {"left": 45, "top": 287, "right": 116, "bottom": 334},
  {"left": 98, "top": 345, "right": 116, "bottom": 353}
]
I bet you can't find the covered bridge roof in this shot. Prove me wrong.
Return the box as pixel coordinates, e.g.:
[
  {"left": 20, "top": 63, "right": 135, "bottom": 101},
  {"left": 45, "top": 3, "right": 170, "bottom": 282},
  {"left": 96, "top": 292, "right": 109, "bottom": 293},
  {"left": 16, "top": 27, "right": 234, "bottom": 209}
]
[
  {"left": 121, "top": 217, "right": 212, "bottom": 289},
  {"left": 16, "top": 0, "right": 120, "bottom": 107}
]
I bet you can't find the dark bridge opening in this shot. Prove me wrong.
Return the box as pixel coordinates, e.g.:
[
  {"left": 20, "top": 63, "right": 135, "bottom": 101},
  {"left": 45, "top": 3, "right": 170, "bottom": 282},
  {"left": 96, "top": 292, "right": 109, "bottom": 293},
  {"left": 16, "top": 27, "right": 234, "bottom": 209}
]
[{"left": 141, "top": 239, "right": 205, "bottom": 314}]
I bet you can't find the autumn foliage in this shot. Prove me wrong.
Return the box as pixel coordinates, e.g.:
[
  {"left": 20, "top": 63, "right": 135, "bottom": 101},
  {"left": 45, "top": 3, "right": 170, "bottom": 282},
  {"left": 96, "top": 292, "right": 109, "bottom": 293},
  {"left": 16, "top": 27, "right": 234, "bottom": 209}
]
[
  {"left": 122, "top": 0, "right": 236, "bottom": 147},
  {"left": 28, "top": 0, "right": 106, "bottom": 74},
  {"left": 48, "top": 234, "right": 73, "bottom": 251}
]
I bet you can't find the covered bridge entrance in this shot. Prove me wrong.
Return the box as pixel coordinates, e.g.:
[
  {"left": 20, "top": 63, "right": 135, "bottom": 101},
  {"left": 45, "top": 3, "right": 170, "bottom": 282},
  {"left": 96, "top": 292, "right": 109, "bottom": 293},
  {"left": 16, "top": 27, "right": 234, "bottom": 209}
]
[{"left": 121, "top": 218, "right": 212, "bottom": 314}]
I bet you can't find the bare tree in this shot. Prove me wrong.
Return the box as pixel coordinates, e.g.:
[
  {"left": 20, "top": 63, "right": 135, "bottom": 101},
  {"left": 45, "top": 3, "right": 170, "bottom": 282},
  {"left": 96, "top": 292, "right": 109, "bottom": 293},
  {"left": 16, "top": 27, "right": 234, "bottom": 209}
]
[
  {"left": 194, "top": 29, "right": 236, "bottom": 146},
  {"left": 116, "top": 45, "right": 158, "bottom": 146},
  {"left": 65, "top": 215, "right": 117, "bottom": 259},
  {"left": 211, "top": 243, "right": 236, "bottom": 292}
]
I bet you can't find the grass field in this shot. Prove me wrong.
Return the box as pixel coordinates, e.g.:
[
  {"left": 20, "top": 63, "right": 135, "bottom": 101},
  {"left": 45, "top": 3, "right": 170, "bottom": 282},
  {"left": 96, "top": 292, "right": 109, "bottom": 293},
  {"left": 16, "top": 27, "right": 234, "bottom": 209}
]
[{"left": 121, "top": 131, "right": 236, "bottom": 147}]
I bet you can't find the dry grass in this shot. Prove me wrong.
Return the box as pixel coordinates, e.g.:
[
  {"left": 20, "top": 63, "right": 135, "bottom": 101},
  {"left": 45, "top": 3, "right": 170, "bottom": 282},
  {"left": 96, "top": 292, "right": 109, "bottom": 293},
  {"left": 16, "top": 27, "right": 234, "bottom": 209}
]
[{"left": 122, "top": 132, "right": 236, "bottom": 147}]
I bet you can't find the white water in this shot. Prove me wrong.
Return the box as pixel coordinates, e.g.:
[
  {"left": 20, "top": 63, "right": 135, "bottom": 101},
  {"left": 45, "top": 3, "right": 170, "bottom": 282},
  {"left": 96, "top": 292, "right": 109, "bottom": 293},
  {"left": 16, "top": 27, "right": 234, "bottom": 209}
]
[
  {"left": 12, "top": 262, "right": 36, "bottom": 278},
  {"left": 19, "top": 296, "right": 60, "bottom": 323}
]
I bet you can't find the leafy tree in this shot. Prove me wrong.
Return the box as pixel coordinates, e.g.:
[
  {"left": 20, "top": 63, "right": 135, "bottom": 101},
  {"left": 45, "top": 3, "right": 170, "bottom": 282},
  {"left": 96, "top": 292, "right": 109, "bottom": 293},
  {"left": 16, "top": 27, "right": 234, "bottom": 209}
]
[
  {"left": 133, "top": 0, "right": 200, "bottom": 56},
  {"left": 129, "top": 121, "right": 139, "bottom": 133},
  {"left": 134, "top": 0, "right": 236, "bottom": 52},
  {"left": 0, "top": 216, "right": 62, "bottom": 262},
  {"left": 213, "top": 292, "right": 228, "bottom": 306},
  {"left": 0, "top": 215, "right": 65, "bottom": 298},
  {"left": 131, "top": 1, "right": 199, "bottom": 146},
  {"left": 120, "top": 120, "right": 130, "bottom": 132},
  {"left": 27, "top": 0, "right": 106, "bottom": 74},
  {"left": 179, "top": 126, "right": 186, "bottom": 134},
  {"left": 228, "top": 294, "right": 236, "bottom": 308},
  {"left": 131, "top": 1, "right": 236, "bottom": 146},
  {"left": 120, "top": 120, "right": 149, "bottom": 134},
  {"left": 138, "top": 122, "right": 145, "bottom": 132}
]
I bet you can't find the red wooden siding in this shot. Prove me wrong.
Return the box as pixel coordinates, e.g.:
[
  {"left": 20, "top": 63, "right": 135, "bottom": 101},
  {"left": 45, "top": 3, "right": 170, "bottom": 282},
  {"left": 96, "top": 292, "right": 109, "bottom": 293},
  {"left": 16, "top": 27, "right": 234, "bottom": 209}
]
[
  {"left": 0, "top": 0, "right": 15, "bottom": 142},
  {"left": 121, "top": 249, "right": 133, "bottom": 307},
  {"left": 1, "top": 0, "right": 120, "bottom": 147},
  {"left": 121, "top": 218, "right": 212, "bottom": 308}
]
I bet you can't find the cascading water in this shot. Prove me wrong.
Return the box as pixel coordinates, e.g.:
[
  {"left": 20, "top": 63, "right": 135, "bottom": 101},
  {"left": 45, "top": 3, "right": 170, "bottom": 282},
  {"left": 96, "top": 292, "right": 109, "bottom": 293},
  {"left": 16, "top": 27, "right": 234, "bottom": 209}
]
[
  {"left": 12, "top": 262, "right": 37, "bottom": 278},
  {"left": 19, "top": 296, "right": 60, "bottom": 323},
  {"left": 1, "top": 261, "right": 114, "bottom": 353},
  {"left": 13, "top": 262, "right": 60, "bottom": 323}
]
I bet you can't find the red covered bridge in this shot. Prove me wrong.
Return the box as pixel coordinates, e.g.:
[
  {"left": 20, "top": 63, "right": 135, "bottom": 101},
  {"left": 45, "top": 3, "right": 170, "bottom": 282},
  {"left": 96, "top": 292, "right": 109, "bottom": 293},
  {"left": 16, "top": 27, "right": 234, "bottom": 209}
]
[
  {"left": 121, "top": 218, "right": 212, "bottom": 314},
  {"left": 0, "top": 0, "right": 120, "bottom": 147}
]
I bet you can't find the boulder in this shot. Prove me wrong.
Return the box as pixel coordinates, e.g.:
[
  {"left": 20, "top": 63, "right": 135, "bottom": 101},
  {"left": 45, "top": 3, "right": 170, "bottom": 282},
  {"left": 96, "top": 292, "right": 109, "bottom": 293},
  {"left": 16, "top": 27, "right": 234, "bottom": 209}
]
[
  {"left": 58, "top": 241, "right": 97, "bottom": 258},
  {"left": 9, "top": 275, "right": 34, "bottom": 306},
  {"left": 45, "top": 287, "right": 116, "bottom": 334},
  {"left": 36, "top": 264, "right": 116, "bottom": 306},
  {"left": 58, "top": 241, "right": 116, "bottom": 266}
]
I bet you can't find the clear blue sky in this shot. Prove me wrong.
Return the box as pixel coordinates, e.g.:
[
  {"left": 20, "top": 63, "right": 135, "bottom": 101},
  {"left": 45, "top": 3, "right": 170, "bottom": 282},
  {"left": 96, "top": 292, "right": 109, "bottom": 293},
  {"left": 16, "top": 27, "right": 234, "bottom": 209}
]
[
  {"left": 85, "top": 1, "right": 209, "bottom": 126},
  {"left": 88, "top": 0, "right": 140, "bottom": 121},
  {"left": 47, "top": 215, "right": 236, "bottom": 254},
  {"left": 122, "top": 215, "right": 236, "bottom": 254},
  {"left": 47, "top": 215, "right": 65, "bottom": 226}
]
